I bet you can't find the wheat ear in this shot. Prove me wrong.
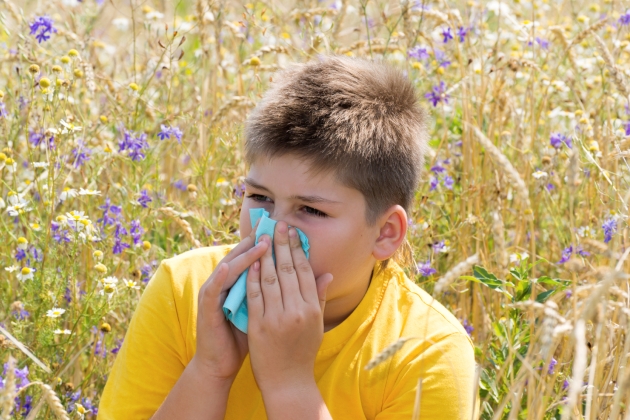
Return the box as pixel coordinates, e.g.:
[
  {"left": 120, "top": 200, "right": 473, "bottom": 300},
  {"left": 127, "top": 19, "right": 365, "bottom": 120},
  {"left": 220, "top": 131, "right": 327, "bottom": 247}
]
[
  {"left": 0, "top": 357, "right": 16, "bottom": 420},
  {"left": 209, "top": 96, "right": 255, "bottom": 126},
  {"left": 364, "top": 337, "right": 419, "bottom": 370},
  {"left": 590, "top": 32, "right": 630, "bottom": 101},
  {"left": 433, "top": 254, "right": 479, "bottom": 295},
  {"left": 468, "top": 124, "right": 531, "bottom": 216},
  {"left": 158, "top": 207, "right": 202, "bottom": 248}
]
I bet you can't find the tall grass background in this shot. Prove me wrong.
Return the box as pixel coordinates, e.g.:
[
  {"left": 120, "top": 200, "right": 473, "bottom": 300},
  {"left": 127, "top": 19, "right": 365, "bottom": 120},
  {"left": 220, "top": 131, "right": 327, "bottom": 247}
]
[{"left": 1, "top": 0, "right": 629, "bottom": 418}]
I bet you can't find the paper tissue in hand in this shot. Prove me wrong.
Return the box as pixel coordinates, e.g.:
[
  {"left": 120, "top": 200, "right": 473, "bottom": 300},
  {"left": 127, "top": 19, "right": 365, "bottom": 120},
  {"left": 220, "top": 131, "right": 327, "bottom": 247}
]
[{"left": 222, "top": 208, "right": 310, "bottom": 334}]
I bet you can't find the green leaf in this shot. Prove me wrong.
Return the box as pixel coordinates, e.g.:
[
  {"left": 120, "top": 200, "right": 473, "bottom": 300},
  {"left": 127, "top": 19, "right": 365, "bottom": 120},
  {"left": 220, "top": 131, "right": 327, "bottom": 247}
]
[{"left": 536, "top": 289, "right": 557, "bottom": 303}]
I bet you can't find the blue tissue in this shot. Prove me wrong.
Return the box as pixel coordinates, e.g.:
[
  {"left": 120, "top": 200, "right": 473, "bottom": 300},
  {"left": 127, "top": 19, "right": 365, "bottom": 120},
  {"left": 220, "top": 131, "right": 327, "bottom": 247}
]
[{"left": 222, "top": 208, "right": 310, "bottom": 334}]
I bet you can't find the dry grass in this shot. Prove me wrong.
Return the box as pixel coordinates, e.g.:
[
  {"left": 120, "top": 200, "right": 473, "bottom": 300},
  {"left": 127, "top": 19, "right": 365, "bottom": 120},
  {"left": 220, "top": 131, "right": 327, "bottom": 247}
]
[{"left": 1, "top": 0, "right": 630, "bottom": 418}]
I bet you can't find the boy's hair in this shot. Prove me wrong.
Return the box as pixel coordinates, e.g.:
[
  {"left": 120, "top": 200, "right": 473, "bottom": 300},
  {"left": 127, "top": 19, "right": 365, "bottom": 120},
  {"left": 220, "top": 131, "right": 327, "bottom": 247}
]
[{"left": 244, "top": 55, "right": 430, "bottom": 267}]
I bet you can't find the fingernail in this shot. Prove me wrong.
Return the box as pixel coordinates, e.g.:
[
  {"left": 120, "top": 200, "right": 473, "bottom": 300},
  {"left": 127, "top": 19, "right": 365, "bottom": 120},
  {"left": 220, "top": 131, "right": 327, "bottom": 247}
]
[
  {"left": 288, "top": 227, "right": 297, "bottom": 238},
  {"left": 277, "top": 222, "right": 287, "bottom": 233},
  {"left": 253, "top": 261, "right": 260, "bottom": 271}
]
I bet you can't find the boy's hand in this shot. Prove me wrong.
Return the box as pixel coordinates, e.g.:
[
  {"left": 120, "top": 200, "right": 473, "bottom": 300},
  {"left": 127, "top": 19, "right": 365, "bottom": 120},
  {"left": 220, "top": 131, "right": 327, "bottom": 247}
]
[
  {"left": 194, "top": 223, "right": 268, "bottom": 383},
  {"left": 246, "top": 221, "right": 333, "bottom": 393}
]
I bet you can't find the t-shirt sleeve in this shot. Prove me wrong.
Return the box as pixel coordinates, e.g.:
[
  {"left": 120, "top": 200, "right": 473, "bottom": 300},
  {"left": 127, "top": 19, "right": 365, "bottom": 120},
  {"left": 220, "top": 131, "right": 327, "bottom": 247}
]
[
  {"left": 97, "top": 261, "right": 187, "bottom": 420},
  {"left": 376, "top": 332, "right": 478, "bottom": 420}
]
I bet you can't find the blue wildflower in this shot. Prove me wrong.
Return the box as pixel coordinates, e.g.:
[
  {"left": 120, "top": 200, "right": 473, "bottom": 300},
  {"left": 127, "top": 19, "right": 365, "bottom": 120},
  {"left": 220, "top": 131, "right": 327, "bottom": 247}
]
[
  {"left": 550, "top": 133, "right": 572, "bottom": 149},
  {"left": 137, "top": 189, "right": 152, "bottom": 208},
  {"left": 619, "top": 10, "right": 630, "bottom": 26},
  {"left": 29, "top": 15, "right": 57, "bottom": 43},
  {"left": 441, "top": 26, "right": 453, "bottom": 43},
  {"left": 547, "top": 358, "right": 557, "bottom": 375},
  {"left": 535, "top": 37, "right": 549, "bottom": 49},
  {"left": 0, "top": 102, "right": 7, "bottom": 118},
  {"left": 429, "top": 176, "right": 439, "bottom": 191},
  {"left": 417, "top": 260, "right": 437, "bottom": 277},
  {"left": 234, "top": 183, "right": 246, "bottom": 198},
  {"left": 443, "top": 175, "right": 454, "bottom": 190},
  {"left": 71, "top": 141, "right": 92, "bottom": 168},
  {"left": 118, "top": 127, "right": 149, "bottom": 162},
  {"left": 425, "top": 81, "right": 449, "bottom": 107},
  {"left": 434, "top": 49, "right": 451, "bottom": 68},
  {"left": 158, "top": 124, "right": 183, "bottom": 143},
  {"left": 624, "top": 120, "right": 630, "bottom": 136},
  {"left": 558, "top": 246, "right": 573, "bottom": 264},
  {"left": 602, "top": 217, "right": 617, "bottom": 243},
  {"left": 130, "top": 219, "right": 144, "bottom": 246},
  {"left": 462, "top": 319, "right": 473, "bottom": 336},
  {"left": 457, "top": 26, "right": 468, "bottom": 42},
  {"left": 408, "top": 45, "right": 429, "bottom": 61}
]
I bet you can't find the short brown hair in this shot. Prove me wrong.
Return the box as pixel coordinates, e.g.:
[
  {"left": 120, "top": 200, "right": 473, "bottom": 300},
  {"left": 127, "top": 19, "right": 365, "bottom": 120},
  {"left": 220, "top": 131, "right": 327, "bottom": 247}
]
[{"left": 244, "top": 54, "right": 429, "bottom": 226}]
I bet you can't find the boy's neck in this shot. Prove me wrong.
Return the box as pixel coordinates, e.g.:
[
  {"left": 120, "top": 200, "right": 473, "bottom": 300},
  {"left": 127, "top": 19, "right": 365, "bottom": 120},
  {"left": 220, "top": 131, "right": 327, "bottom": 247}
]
[{"left": 322, "top": 267, "right": 374, "bottom": 333}]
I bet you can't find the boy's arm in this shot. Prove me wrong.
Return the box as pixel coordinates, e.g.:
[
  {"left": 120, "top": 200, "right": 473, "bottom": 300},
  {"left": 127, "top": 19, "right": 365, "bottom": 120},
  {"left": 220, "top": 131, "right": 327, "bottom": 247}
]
[
  {"left": 261, "top": 380, "right": 332, "bottom": 420},
  {"left": 151, "top": 357, "right": 233, "bottom": 419}
]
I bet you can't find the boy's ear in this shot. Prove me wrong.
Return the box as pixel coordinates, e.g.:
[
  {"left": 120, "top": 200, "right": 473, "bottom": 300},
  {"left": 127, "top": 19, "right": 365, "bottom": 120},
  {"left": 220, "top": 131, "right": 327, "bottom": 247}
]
[{"left": 372, "top": 205, "right": 408, "bottom": 261}]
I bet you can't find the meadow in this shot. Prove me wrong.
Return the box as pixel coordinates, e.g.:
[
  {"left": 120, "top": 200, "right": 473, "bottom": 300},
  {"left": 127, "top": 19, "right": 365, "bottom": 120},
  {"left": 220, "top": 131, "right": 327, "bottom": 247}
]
[{"left": 0, "top": 0, "right": 629, "bottom": 418}]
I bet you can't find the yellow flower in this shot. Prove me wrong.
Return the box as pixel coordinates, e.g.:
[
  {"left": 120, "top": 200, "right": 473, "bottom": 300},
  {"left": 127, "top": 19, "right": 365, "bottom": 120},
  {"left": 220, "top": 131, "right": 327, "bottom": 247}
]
[
  {"left": 93, "top": 250, "right": 104, "bottom": 261},
  {"left": 17, "top": 237, "right": 28, "bottom": 250},
  {"left": 95, "top": 263, "right": 108, "bottom": 274},
  {"left": 39, "top": 77, "right": 51, "bottom": 88},
  {"left": 68, "top": 49, "right": 79, "bottom": 58},
  {"left": 142, "top": 241, "right": 151, "bottom": 251}
]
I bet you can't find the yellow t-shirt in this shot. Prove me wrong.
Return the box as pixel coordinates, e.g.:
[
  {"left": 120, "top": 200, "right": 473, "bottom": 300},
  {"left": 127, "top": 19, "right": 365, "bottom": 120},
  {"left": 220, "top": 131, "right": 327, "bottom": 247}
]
[{"left": 98, "top": 245, "right": 477, "bottom": 419}]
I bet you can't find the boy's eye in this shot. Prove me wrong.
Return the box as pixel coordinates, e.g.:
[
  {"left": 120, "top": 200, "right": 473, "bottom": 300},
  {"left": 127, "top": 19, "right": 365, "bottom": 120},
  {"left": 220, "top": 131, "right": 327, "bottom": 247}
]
[
  {"left": 246, "top": 194, "right": 273, "bottom": 203},
  {"left": 303, "top": 206, "right": 328, "bottom": 218}
]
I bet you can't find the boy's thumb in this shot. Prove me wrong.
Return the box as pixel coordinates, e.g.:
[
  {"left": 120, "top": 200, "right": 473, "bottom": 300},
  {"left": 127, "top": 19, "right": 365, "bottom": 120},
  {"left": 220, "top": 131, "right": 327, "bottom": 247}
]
[{"left": 315, "top": 273, "right": 333, "bottom": 313}]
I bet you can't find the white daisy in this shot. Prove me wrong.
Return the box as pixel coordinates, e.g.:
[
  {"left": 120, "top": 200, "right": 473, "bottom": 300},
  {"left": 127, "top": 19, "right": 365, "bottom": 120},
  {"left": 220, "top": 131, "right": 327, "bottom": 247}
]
[
  {"left": 532, "top": 171, "right": 548, "bottom": 179},
  {"left": 32, "top": 161, "right": 49, "bottom": 168},
  {"left": 124, "top": 279, "right": 140, "bottom": 290},
  {"left": 17, "top": 237, "right": 28, "bottom": 250},
  {"left": 59, "top": 188, "right": 78, "bottom": 201},
  {"left": 16, "top": 266, "right": 35, "bottom": 281},
  {"left": 46, "top": 307, "right": 66, "bottom": 318},
  {"left": 78, "top": 188, "right": 102, "bottom": 196},
  {"left": 4, "top": 265, "right": 18, "bottom": 273},
  {"left": 54, "top": 329, "right": 72, "bottom": 335},
  {"left": 59, "top": 119, "right": 82, "bottom": 134}
]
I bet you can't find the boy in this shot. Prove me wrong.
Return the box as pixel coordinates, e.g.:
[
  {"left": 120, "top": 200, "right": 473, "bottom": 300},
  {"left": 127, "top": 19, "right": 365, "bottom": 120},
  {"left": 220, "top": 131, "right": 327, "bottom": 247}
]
[{"left": 98, "top": 55, "right": 476, "bottom": 419}]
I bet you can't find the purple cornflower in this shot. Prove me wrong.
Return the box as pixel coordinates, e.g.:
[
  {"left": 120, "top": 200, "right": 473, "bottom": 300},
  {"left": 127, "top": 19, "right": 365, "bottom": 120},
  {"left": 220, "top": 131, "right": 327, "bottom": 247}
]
[
  {"left": 624, "top": 120, "right": 630, "bottom": 136},
  {"left": 433, "top": 240, "right": 448, "bottom": 253},
  {"left": 141, "top": 260, "right": 159, "bottom": 283},
  {"left": 434, "top": 49, "right": 451, "bottom": 68},
  {"left": 429, "top": 176, "right": 439, "bottom": 191},
  {"left": 29, "top": 15, "right": 57, "bottom": 43},
  {"left": 98, "top": 198, "right": 122, "bottom": 226},
  {"left": 113, "top": 220, "right": 130, "bottom": 255},
  {"left": 71, "top": 141, "right": 91, "bottom": 168},
  {"left": 602, "top": 218, "right": 617, "bottom": 243},
  {"left": 546, "top": 183, "right": 555, "bottom": 191},
  {"left": 158, "top": 124, "right": 184, "bottom": 143},
  {"left": 28, "top": 130, "right": 44, "bottom": 147},
  {"left": 558, "top": 246, "right": 573, "bottom": 264},
  {"left": 12, "top": 308, "right": 30, "bottom": 320},
  {"left": 15, "top": 248, "right": 27, "bottom": 262},
  {"left": 64, "top": 287, "right": 72, "bottom": 304},
  {"left": 565, "top": 290, "right": 572, "bottom": 299},
  {"left": 2, "top": 364, "right": 29, "bottom": 389},
  {"left": 111, "top": 338, "right": 123, "bottom": 355},
  {"left": 462, "top": 319, "right": 474, "bottom": 336},
  {"left": 172, "top": 179, "right": 187, "bottom": 191},
  {"left": 619, "top": 10, "right": 630, "bottom": 26},
  {"left": 548, "top": 358, "right": 557, "bottom": 375},
  {"left": 130, "top": 219, "right": 144, "bottom": 246},
  {"left": 408, "top": 45, "right": 430, "bottom": 61},
  {"left": 425, "top": 81, "right": 449, "bottom": 107},
  {"left": 444, "top": 175, "right": 454, "bottom": 190},
  {"left": 118, "top": 128, "right": 149, "bottom": 162},
  {"left": 137, "top": 189, "right": 152, "bottom": 208},
  {"left": 417, "top": 260, "right": 437, "bottom": 277},
  {"left": 562, "top": 379, "right": 570, "bottom": 390},
  {"left": 234, "top": 183, "right": 246, "bottom": 198},
  {"left": 441, "top": 27, "right": 453, "bottom": 43},
  {"left": 550, "top": 133, "right": 572, "bottom": 149},
  {"left": 535, "top": 37, "right": 549, "bottom": 49},
  {"left": 430, "top": 164, "right": 446, "bottom": 174},
  {"left": 0, "top": 102, "right": 7, "bottom": 118},
  {"left": 457, "top": 26, "right": 468, "bottom": 43}
]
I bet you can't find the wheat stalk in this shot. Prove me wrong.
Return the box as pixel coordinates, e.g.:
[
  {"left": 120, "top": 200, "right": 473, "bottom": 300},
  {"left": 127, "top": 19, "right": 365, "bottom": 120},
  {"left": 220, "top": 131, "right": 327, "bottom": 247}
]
[
  {"left": 364, "top": 337, "right": 419, "bottom": 370},
  {"left": 433, "top": 254, "right": 479, "bottom": 295},
  {"left": 468, "top": 124, "right": 532, "bottom": 216},
  {"left": 158, "top": 207, "right": 202, "bottom": 248},
  {"left": 590, "top": 32, "right": 630, "bottom": 101},
  {"left": 16, "top": 382, "right": 69, "bottom": 420},
  {"left": 492, "top": 211, "right": 507, "bottom": 269},
  {"left": 0, "top": 357, "right": 16, "bottom": 420},
  {"left": 209, "top": 96, "right": 255, "bottom": 126},
  {"left": 242, "top": 45, "right": 289, "bottom": 66}
]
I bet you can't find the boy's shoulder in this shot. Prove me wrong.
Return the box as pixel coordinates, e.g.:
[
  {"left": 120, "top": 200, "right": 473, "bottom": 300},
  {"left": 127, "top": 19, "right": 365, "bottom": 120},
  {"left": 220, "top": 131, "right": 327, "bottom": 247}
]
[{"left": 382, "top": 263, "right": 472, "bottom": 343}]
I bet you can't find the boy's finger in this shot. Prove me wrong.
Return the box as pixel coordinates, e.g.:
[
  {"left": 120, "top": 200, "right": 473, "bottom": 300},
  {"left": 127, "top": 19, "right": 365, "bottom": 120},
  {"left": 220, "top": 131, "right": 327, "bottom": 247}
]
[
  {"left": 246, "top": 260, "right": 264, "bottom": 317},
  {"left": 199, "top": 262, "right": 229, "bottom": 322},
  {"left": 220, "top": 219, "right": 261, "bottom": 264},
  {"left": 273, "top": 221, "right": 302, "bottom": 309},
  {"left": 259, "top": 235, "right": 284, "bottom": 314},
  {"left": 287, "top": 227, "right": 317, "bottom": 304},
  {"left": 315, "top": 273, "right": 333, "bottom": 314},
  {"left": 221, "top": 240, "right": 268, "bottom": 291}
]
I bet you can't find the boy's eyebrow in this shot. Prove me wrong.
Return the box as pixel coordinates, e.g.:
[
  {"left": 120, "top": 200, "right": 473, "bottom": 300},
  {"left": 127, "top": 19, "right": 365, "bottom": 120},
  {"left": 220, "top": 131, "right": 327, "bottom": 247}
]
[{"left": 244, "top": 178, "right": 341, "bottom": 204}]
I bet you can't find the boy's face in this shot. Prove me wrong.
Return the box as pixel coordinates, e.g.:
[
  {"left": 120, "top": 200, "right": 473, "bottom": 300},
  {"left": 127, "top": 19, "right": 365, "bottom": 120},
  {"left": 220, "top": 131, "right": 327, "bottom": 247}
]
[{"left": 240, "top": 154, "right": 380, "bottom": 322}]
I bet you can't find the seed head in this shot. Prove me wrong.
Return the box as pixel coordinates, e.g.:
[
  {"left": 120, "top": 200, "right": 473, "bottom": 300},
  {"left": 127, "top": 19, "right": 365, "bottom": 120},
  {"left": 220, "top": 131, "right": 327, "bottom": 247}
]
[
  {"left": 73, "top": 69, "right": 84, "bottom": 78},
  {"left": 29, "top": 64, "right": 40, "bottom": 75},
  {"left": 142, "top": 241, "right": 152, "bottom": 251},
  {"left": 68, "top": 49, "right": 79, "bottom": 58},
  {"left": 94, "top": 263, "right": 107, "bottom": 274},
  {"left": 52, "top": 65, "right": 62, "bottom": 74},
  {"left": 60, "top": 56, "right": 71, "bottom": 64},
  {"left": 100, "top": 322, "right": 112, "bottom": 333},
  {"left": 249, "top": 56, "right": 261, "bottom": 66},
  {"left": 39, "top": 77, "right": 51, "bottom": 88}
]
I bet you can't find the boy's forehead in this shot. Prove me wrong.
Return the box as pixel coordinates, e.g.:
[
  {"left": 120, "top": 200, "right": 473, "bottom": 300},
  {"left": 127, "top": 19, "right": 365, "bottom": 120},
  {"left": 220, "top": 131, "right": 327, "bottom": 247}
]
[{"left": 246, "top": 155, "right": 360, "bottom": 201}]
